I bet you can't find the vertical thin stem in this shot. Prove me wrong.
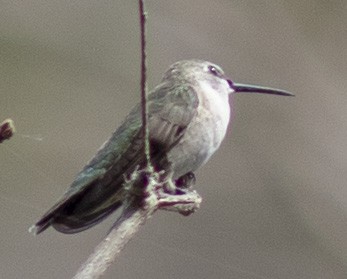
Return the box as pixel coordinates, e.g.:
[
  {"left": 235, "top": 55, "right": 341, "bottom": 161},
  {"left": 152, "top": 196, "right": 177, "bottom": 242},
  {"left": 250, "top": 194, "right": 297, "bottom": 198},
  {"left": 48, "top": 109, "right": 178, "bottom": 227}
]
[
  {"left": 139, "top": 0, "right": 151, "bottom": 169},
  {"left": 73, "top": 3, "right": 154, "bottom": 278}
]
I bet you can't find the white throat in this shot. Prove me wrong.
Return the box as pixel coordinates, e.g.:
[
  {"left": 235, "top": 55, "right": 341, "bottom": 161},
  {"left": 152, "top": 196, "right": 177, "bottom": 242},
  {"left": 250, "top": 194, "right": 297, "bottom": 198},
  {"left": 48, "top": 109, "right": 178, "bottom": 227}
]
[
  {"left": 198, "top": 80, "right": 230, "bottom": 125},
  {"left": 197, "top": 80, "right": 231, "bottom": 147}
]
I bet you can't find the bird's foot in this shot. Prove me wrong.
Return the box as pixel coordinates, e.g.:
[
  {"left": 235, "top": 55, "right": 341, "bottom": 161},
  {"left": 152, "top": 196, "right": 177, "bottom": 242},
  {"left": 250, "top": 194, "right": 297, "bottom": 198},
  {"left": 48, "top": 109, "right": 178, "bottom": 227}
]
[
  {"left": 160, "top": 172, "right": 196, "bottom": 196},
  {"left": 124, "top": 168, "right": 202, "bottom": 216},
  {"left": 157, "top": 172, "right": 201, "bottom": 216}
]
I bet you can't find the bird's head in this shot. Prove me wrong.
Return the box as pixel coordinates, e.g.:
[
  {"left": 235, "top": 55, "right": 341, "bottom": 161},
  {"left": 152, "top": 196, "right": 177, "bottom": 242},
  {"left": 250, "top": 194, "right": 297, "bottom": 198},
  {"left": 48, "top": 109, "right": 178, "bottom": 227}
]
[{"left": 162, "top": 59, "right": 294, "bottom": 97}]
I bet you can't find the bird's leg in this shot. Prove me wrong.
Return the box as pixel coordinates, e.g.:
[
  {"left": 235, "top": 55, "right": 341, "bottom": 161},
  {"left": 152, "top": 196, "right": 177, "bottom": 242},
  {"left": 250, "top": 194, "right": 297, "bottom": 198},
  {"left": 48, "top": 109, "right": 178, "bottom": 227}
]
[
  {"left": 158, "top": 168, "right": 189, "bottom": 195},
  {"left": 175, "top": 172, "right": 196, "bottom": 189},
  {"left": 161, "top": 172, "right": 196, "bottom": 196},
  {"left": 157, "top": 159, "right": 195, "bottom": 194}
]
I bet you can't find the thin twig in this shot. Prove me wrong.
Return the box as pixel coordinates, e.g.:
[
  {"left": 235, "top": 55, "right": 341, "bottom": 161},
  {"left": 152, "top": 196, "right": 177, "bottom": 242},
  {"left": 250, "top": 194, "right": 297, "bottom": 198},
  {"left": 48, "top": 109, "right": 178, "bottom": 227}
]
[
  {"left": 0, "top": 119, "right": 15, "bottom": 143},
  {"left": 139, "top": 0, "right": 151, "bottom": 169}
]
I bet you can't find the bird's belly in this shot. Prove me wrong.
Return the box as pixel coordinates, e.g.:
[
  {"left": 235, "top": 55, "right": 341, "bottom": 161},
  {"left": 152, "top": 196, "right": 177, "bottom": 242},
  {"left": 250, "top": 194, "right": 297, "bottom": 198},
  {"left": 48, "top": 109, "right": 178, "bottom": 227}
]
[{"left": 168, "top": 105, "right": 230, "bottom": 179}]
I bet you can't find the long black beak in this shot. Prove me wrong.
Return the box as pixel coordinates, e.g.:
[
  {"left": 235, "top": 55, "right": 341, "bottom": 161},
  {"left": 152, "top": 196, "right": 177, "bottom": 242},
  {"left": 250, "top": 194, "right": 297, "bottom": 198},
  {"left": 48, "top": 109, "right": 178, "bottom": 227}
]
[{"left": 232, "top": 82, "right": 294, "bottom": 97}]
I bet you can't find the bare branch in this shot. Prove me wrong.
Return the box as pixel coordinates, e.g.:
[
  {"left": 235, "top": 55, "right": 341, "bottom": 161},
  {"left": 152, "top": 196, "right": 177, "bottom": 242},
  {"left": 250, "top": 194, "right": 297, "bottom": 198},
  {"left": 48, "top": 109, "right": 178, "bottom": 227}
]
[
  {"left": 158, "top": 190, "right": 202, "bottom": 216},
  {"left": 72, "top": 203, "right": 150, "bottom": 279},
  {"left": 72, "top": 168, "right": 158, "bottom": 279},
  {"left": 73, "top": 169, "right": 201, "bottom": 279}
]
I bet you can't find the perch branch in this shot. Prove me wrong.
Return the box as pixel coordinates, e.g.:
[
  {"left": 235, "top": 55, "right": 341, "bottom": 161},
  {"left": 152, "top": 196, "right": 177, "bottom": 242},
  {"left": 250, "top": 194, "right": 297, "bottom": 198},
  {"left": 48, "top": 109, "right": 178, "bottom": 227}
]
[
  {"left": 73, "top": 169, "right": 202, "bottom": 279},
  {"left": 72, "top": 207, "right": 149, "bottom": 279}
]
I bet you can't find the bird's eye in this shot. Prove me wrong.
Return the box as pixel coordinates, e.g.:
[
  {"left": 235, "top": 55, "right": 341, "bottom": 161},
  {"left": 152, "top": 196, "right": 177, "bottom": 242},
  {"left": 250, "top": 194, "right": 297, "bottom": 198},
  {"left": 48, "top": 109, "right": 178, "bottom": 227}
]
[{"left": 208, "top": 65, "right": 221, "bottom": 77}]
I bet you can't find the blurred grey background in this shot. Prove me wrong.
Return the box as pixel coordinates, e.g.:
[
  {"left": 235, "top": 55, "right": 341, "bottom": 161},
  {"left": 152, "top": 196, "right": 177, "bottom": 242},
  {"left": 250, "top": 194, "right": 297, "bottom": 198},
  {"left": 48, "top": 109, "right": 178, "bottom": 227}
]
[{"left": 0, "top": 1, "right": 346, "bottom": 278}]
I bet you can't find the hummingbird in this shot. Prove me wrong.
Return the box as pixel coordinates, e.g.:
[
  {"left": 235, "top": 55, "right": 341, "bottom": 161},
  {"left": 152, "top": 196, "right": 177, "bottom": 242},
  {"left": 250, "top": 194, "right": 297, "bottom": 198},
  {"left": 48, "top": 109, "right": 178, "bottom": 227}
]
[{"left": 30, "top": 59, "right": 293, "bottom": 235}]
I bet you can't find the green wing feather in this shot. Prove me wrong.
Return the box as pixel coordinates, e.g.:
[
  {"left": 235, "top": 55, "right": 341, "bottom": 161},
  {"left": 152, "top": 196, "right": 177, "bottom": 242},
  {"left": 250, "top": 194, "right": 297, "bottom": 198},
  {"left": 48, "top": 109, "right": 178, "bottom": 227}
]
[{"left": 30, "top": 81, "right": 199, "bottom": 234}]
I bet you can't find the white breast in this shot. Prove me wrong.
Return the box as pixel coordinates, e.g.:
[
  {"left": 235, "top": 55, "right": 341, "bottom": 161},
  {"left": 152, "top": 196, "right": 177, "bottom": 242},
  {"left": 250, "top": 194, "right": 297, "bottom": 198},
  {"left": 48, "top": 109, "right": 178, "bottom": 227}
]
[
  {"left": 197, "top": 80, "right": 230, "bottom": 148},
  {"left": 167, "top": 80, "right": 231, "bottom": 178}
]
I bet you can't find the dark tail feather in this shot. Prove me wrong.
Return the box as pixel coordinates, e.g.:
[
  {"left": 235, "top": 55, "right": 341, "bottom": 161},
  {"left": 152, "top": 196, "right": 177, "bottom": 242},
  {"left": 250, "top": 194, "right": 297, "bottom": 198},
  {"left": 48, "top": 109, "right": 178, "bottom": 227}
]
[
  {"left": 51, "top": 200, "right": 123, "bottom": 234},
  {"left": 29, "top": 167, "right": 127, "bottom": 235},
  {"left": 29, "top": 199, "right": 123, "bottom": 235},
  {"left": 29, "top": 193, "right": 77, "bottom": 235}
]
